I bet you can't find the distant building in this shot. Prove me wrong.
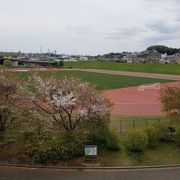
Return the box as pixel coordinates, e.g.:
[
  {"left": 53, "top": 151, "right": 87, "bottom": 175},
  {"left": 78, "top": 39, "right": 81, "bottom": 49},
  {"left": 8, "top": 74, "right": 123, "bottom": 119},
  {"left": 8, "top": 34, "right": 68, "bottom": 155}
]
[
  {"left": 6, "top": 58, "right": 57, "bottom": 67},
  {"left": 166, "top": 53, "right": 180, "bottom": 64},
  {"left": 79, "top": 56, "right": 88, "bottom": 61},
  {"left": 161, "top": 53, "right": 167, "bottom": 59}
]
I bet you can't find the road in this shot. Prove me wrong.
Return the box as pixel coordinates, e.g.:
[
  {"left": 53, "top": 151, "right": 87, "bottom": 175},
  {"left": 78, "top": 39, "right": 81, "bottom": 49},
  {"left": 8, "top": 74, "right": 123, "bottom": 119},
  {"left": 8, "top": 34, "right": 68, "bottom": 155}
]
[{"left": 1, "top": 166, "right": 180, "bottom": 180}]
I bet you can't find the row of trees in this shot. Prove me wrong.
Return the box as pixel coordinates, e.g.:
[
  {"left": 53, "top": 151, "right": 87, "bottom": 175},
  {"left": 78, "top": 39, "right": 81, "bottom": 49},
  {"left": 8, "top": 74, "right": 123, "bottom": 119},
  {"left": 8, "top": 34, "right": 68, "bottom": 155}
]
[{"left": 147, "top": 45, "right": 180, "bottom": 55}]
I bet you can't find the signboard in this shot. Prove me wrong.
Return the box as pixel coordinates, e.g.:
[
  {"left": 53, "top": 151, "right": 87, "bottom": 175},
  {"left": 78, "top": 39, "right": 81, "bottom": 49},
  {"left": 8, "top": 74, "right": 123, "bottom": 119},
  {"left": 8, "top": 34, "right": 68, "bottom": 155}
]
[{"left": 85, "top": 145, "right": 97, "bottom": 158}]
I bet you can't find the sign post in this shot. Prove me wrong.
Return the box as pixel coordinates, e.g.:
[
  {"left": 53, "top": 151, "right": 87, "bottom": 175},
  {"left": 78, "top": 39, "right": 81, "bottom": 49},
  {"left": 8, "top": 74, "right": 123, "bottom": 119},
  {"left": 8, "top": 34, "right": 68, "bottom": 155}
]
[{"left": 84, "top": 145, "right": 98, "bottom": 165}]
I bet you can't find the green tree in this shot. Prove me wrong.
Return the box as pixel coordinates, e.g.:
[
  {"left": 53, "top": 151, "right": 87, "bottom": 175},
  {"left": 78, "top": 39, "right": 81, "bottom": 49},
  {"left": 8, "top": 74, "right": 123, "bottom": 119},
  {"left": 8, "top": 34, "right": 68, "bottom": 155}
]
[
  {"left": 147, "top": 45, "right": 179, "bottom": 55},
  {"left": 3, "top": 60, "right": 13, "bottom": 67},
  {"left": 161, "top": 86, "right": 180, "bottom": 120}
]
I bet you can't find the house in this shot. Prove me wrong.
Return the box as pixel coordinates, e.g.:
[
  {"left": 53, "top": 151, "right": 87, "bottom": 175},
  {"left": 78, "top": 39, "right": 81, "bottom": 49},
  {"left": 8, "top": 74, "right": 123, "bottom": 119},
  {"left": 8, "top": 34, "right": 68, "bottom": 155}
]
[
  {"left": 166, "top": 53, "right": 180, "bottom": 64},
  {"left": 122, "top": 52, "right": 138, "bottom": 63},
  {"left": 79, "top": 56, "right": 88, "bottom": 61}
]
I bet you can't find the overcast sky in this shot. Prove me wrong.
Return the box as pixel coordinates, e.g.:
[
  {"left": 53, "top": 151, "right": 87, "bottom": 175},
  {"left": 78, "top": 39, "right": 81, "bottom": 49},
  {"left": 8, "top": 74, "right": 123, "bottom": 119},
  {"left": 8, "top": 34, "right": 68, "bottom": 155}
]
[{"left": 0, "top": 0, "right": 180, "bottom": 55}]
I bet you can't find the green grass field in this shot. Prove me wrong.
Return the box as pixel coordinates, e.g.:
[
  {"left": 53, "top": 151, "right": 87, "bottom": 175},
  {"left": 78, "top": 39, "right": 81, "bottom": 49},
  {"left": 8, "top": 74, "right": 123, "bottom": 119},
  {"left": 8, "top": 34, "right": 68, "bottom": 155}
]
[
  {"left": 64, "top": 61, "right": 180, "bottom": 75},
  {"left": 99, "top": 142, "right": 180, "bottom": 166},
  {"left": 6, "top": 70, "right": 173, "bottom": 90}
]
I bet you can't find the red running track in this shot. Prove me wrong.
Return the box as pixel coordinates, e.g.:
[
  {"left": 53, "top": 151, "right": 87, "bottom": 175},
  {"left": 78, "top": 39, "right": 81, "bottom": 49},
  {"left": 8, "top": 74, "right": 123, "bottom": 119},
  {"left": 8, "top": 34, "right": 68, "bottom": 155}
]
[{"left": 103, "top": 82, "right": 180, "bottom": 116}]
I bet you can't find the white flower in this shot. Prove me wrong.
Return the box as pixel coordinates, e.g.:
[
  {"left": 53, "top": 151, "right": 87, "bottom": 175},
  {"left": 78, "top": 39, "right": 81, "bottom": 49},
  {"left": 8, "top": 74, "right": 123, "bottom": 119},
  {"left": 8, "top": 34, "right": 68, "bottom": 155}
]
[
  {"left": 77, "top": 108, "right": 88, "bottom": 117},
  {"left": 51, "top": 92, "right": 76, "bottom": 107}
]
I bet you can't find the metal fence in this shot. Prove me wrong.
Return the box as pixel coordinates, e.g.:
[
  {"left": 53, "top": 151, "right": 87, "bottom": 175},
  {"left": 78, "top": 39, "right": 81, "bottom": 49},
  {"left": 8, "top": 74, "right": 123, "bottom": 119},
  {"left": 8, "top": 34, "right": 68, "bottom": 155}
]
[{"left": 110, "top": 118, "right": 174, "bottom": 134}]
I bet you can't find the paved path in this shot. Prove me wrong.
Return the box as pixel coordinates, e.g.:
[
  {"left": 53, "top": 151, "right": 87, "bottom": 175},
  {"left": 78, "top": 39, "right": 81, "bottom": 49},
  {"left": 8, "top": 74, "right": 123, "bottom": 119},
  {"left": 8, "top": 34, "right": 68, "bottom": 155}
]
[{"left": 1, "top": 166, "right": 180, "bottom": 180}]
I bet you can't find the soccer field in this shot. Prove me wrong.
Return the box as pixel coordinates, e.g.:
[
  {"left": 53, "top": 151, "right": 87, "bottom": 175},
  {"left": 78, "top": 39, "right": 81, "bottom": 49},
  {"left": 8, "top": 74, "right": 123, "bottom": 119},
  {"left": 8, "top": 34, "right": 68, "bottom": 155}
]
[{"left": 6, "top": 70, "right": 173, "bottom": 90}]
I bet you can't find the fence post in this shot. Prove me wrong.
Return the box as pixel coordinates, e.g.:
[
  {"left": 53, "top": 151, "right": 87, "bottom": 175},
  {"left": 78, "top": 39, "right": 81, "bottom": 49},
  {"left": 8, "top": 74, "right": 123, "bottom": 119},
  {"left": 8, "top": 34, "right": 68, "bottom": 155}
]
[
  {"left": 169, "top": 118, "right": 172, "bottom": 127},
  {"left": 158, "top": 118, "right": 160, "bottom": 124},
  {"left": 119, "top": 120, "right": 122, "bottom": 134},
  {"left": 133, "top": 120, "right": 135, "bottom": 130}
]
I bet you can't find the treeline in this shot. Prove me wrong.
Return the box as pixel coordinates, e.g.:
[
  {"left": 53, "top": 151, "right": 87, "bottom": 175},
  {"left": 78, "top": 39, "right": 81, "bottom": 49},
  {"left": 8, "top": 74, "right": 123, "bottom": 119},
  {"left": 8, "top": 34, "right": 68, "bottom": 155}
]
[{"left": 147, "top": 45, "right": 180, "bottom": 55}]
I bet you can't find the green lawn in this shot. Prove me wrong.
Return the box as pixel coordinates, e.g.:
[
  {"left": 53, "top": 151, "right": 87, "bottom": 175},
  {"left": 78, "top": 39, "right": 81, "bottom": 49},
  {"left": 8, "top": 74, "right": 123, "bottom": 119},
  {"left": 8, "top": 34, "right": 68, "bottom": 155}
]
[
  {"left": 64, "top": 61, "right": 180, "bottom": 75},
  {"left": 6, "top": 70, "right": 173, "bottom": 90},
  {"left": 100, "top": 115, "right": 180, "bottom": 166},
  {"left": 99, "top": 142, "right": 180, "bottom": 167}
]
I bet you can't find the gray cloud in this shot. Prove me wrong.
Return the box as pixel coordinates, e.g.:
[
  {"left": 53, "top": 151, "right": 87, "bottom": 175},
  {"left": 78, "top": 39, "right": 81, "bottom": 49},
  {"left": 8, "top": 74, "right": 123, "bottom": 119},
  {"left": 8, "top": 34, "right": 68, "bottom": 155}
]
[
  {"left": 66, "top": 26, "right": 92, "bottom": 36},
  {"left": 0, "top": 0, "right": 180, "bottom": 55},
  {"left": 147, "top": 20, "right": 180, "bottom": 34},
  {"left": 104, "top": 27, "right": 145, "bottom": 40},
  {"left": 142, "top": 33, "right": 179, "bottom": 46}
]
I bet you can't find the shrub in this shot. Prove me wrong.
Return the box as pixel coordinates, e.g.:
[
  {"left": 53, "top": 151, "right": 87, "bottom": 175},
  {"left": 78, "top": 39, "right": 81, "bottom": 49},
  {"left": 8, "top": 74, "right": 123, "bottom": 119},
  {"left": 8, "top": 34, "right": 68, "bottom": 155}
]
[
  {"left": 84, "top": 127, "right": 121, "bottom": 151},
  {"left": 153, "top": 123, "right": 176, "bottom": 142},
  {"left": 59, "top": 60, "right": 64, "bottom": 67},
  {"left": 126, "top": 129, "right": 148, "bottom": 152},
  {"left": 26, "top": 131, "right": 85, "bottom": 164},
  {"left": 3, "top": 60, "right": 13, "bottom": 67},
  {"left": 22, "top": 132, "right": 37, "bottom": 144},
  {"left": 106, "top": 130, "right": 121, "bottom": 151},
  {"left": 175, "top": 128, "right": 180, "bottom": 147},
  {"left": 144, "top": 126, "right": 160, "bottom": 148},
  {"left": 86, "top": 128, "right": 109, "bottom": 149}
]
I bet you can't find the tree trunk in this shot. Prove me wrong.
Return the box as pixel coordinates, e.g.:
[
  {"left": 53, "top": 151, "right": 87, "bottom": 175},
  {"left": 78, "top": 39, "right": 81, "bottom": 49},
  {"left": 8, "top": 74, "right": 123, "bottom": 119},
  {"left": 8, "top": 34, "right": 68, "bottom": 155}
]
[{"left": 0, "top": 129, "right": 5, "bottom": 141}]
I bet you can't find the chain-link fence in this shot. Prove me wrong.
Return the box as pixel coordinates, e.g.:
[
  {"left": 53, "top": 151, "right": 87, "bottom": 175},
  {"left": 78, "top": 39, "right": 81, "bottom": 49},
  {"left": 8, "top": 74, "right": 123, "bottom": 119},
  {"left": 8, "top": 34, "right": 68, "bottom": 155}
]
[{"left": 110, "top": 118, "right": 175, "bottom": 134}]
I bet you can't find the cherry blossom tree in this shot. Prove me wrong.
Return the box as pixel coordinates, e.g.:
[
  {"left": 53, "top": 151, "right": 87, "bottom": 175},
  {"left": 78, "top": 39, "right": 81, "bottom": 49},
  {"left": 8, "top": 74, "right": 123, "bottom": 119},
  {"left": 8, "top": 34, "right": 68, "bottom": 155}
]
[{"left": 26, "top": 75, "right": 111, "bottom": 133}]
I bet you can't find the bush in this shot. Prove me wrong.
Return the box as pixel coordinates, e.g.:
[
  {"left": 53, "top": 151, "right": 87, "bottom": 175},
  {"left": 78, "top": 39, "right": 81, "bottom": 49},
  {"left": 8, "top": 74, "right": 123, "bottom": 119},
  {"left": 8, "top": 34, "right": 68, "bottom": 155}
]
[
  {"left": 106, "top": 130, "right": 121, "bottom": 151},
  {"left": 28, "top": 128, "right": 121, "bottom": 164},
  {"left": 144, "top": 126, "right": 160, "bottom": 148},
  {"left": 59, "top": 61, "right": 64, "bottom": 67},
  {"left": 86, "top": 129, "right": 109, "bottom": 149},
  {"left": 86, "top": 128, "right": 121, "bottom": 151},
  {"left": 175, "top": 128, "right": 180, "bottom": 147},
  {"left": 154, "top": 123, "right": 176, "bottom": 142},
  {"left": 3, "top": 60, "right": 13, "bottom": 67},
  {"left": 126, "top": 129, "right": 148, "bottom": 152},
  {"left": 26, "top": 131, "right": 85, "bottom": 164},
  {"left": 22, "top": 132, "right": 37, "bottom": 144}
]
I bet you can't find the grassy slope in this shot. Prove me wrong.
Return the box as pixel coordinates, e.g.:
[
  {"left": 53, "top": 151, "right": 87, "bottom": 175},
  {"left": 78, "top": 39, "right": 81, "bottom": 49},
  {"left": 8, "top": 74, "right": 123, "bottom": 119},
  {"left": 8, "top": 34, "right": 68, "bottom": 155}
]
[
  {"left": 100, "top": 115, "right": 180, "bottom": 166},
  {"left": 99, "top": 143, "right": 180, "bottom": 166},
  {"left": 64, "top": 61, "right": 180, "bottom": 75},
  {"left": 6, "top": 70, "right": 173, "bottom": 90}
]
